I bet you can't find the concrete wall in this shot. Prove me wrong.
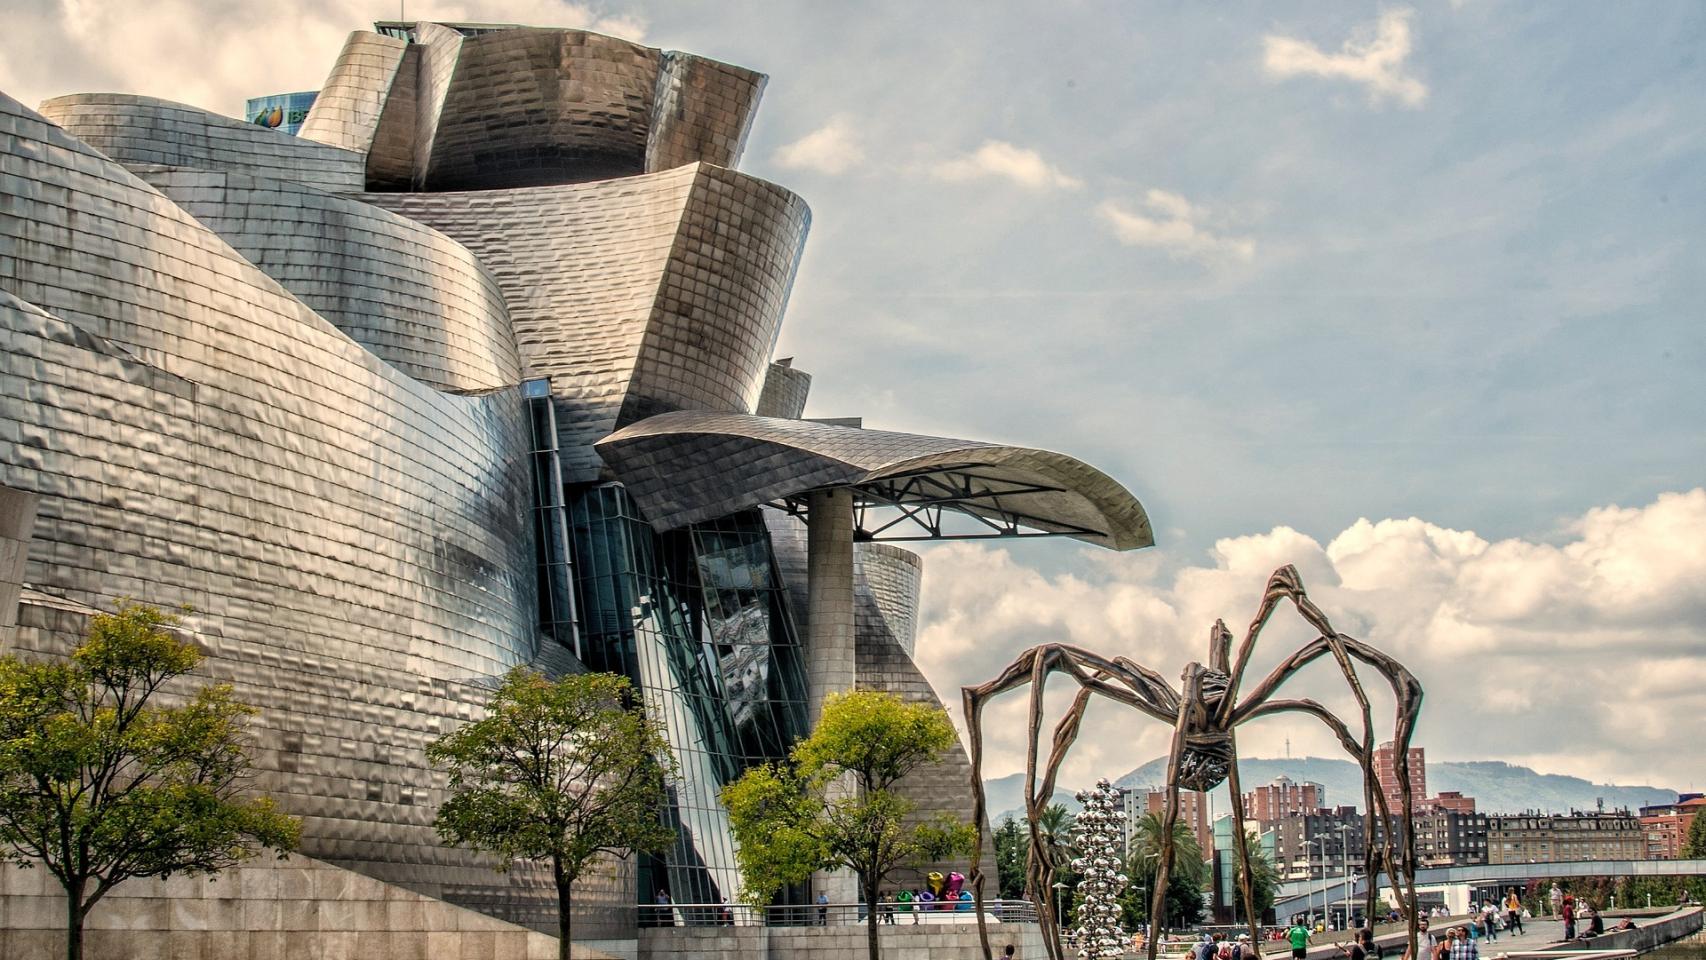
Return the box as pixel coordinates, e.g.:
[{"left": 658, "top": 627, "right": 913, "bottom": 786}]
[
  {"left": 1563, "top": 906, "right": 1703, "bottom": 954},
  {"left": 0, "top": 853, "right": 627, "bottom": 960},
  {"left": 638, "top": 921, "right": 1045, "bottom": 960}
]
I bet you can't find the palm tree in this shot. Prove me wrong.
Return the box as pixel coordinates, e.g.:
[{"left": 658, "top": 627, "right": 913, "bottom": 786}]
[
  {"left": 1220, "top": 828, "right": 1279, "bottom": 924},
  {"left": 1036, "top": 803, "right": 1075, "bottom": 869},
  {"left": 1129, "top": 811, "right": 1205, "bottom": 887}
]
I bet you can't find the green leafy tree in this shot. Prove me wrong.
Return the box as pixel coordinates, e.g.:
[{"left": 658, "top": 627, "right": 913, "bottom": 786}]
[
  {"left": 1228, "top": 828, "right": 1282, "bottom": 920},
  {"left": 1035, "top": 802, "right": 1075, "bottom": 871},
  {"left": 0, "top": 602, "right": 300, "bottom": 960},
  {"left": 994, "top": 816, "right": 1027, "bottom": 899},
  {"left": 1031, "top": 801, "right": 1077, "bottom": 920},
  {"left": 1130, "top": 811, "right": 1205, "bottom": 887},
  {"left": 428, "top": 669, "right": 675, "bottom": 960},
  {"left": 722, "top": 690, "right": 976, "bottom": 960},
  {"left": 1683, "top": 813, "right": 1706, "bottom": 859},
  {"left": 1118, "top": 812, "right": 1209, "bottom": 931},
  {"left": 1119, "top": 865, "right": 1205, "bottom": 930}
]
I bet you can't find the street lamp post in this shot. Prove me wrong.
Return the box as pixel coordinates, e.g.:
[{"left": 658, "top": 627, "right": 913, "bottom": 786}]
[
  {"left": 1335, "top": 823, "right": 1352, "bottom": 929},
  {"left": 1308, "top": 837, "right": 1331, "bottom": 930},
  {"left": 1343, "top": 872, "right": 1362, "bottom": 930},
  {"left": 1054, "top": 880, "right": 1070, "bottom": 934}
]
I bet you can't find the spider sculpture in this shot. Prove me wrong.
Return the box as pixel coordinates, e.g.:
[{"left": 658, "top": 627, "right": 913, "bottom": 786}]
[{"left": 962, "top": 566, "right": 1425, "bottom": 960}]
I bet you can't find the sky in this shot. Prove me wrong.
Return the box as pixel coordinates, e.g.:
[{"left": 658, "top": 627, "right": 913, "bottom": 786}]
[{"left": 2, "top": 1, "right": 1703, "bottom": 792}]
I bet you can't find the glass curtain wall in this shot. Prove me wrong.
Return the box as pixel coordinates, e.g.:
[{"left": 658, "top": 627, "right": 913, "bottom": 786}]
[{"left": 567, "top": 483, "right": 809, "bottom": 912}]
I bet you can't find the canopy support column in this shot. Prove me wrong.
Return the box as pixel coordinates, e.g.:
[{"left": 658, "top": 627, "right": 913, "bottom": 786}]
[{"left": 805, "top": 487, "right": 859, "bottom": 907}]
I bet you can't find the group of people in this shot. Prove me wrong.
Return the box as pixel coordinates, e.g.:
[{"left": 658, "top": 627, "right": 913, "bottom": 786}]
[
  {"left": 1558, "top": 891, "right": 1606, "bottom": 940},
  {"left": 1195, "top": 930, "right": 1259, "bottom": 960}
]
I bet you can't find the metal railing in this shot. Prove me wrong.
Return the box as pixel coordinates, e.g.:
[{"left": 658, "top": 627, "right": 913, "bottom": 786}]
[{"left": 637, "top": 899, "right": 1039, "bottom": 928}]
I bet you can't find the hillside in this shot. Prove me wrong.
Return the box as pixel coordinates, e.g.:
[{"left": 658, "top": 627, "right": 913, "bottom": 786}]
[{"left": 987, "top": 756, "right": 1676, "bottom": 822}]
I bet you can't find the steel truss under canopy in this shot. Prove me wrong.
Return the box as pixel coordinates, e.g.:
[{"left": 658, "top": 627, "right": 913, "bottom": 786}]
[{"left": 766, "top": 463, "right": 1103, "bottom": 542}]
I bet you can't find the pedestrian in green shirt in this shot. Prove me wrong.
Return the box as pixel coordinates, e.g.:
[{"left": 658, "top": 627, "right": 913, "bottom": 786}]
[{"left": 1289, "top": 920, "right": 1313, "bottom": 959}]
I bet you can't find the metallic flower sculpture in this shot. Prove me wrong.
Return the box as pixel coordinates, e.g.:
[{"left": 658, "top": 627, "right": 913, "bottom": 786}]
[
  {"left": 962, "top": 566, "right": 1426, "bottom": 960},
  {"left": 1068, "top": 779, "right": 1131, "bottom": 958}
]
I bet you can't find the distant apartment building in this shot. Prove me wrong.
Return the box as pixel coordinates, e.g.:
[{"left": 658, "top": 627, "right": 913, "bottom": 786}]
[
  {"left": 1373, "top": 740, "right": 1427, "bottom": 810},
  {"left": 1245, "top": 775, "right": 1326, "bottom": 827},
  {"left": 1638, "top": 795, "right": 1706, "bottom": 860},
  {"left": 1272, "top": 806, "right": 1366, "bottom": 881},
  {"left": 1488, "top": 810, "right": 1646, "bottom": 864},
  {"left": 1126, "top": 786, "right": 1214, "bottom": 857},
  {"left": 1425, "top": 791, "right": 1476, "bottom": 814}
]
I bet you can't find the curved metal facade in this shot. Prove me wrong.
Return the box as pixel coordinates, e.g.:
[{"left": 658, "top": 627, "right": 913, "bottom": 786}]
[
  {"left": 596, "top": 410, "right": 1155, "bottom": 548},
  {"left": 299, "top": 26, "right": 766, "bottom": 191},
  {"left": 296, "top": 32, "right": 409, "bottom": 153},
  {"left": 0, "top": 91, "right": 596, "bottom": 931},
  {"left": 367, "top": 165, "right": 811, "bottom": 481},
  {"left": 140, "top": 167, "right": 523, "bottom": 393},
  {"left": 3, "top": 17, "right": 1153, "bottom": 948},
  {"left": 39, "top": 93, "right": 365, "bottom": 191}
]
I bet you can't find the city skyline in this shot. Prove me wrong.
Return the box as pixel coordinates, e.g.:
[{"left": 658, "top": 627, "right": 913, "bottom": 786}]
[{"left": 3, "top": 0, "right": 1702, "bottom": 791}]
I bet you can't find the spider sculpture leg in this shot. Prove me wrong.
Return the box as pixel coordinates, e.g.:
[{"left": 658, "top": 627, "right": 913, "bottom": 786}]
[
  {"left": 1227, "top": 567, "right": 1426, "bottom": 958},
  {"left": 964, "top": 644, "right": 1179, "bottom": 960},
  {"left": 1147, "top": 664, "right": 1203, "bottom": 960}
]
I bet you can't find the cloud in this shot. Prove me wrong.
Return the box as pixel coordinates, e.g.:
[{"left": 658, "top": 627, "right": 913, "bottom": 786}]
[
  {"left": 1263, "top": 9, "right": 1429, "bottom": 108},
  {"left": 773, "top": 115, "right": 866, "bottom": 175},
  {"left": 931, "top": 140, "right": 1083, "bottom": 190},
  {"left": 1096, "top": 189, "right": 1256, "bottom": 263},
  {"left": 915, "top": 488, "right": 1706, "bottom": 794}
]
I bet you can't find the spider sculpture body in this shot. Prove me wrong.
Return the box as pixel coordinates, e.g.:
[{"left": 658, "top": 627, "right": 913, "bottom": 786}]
[{"left": 962, "top": 566, "right": 1425, "bottom": 960}]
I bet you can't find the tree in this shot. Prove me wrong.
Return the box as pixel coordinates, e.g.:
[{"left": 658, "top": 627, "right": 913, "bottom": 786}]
[
  {"left": 1214, "top": 825, "right": 1282, "bottom": 920},
  {"left": 1119, "top": 812, "right": 1208, "bottom": 931},
  {"left": 722, "top": 690, "right": 976, "bottom": 960},
  {"left": 1683, "top": 812, "right": 1706, "bottom": 859},
  {"left": 0, "top": 602, "right": 300, "bottom": 960},
  {"left": 1129, "top": 811, "right": 1205, "bottom": 887},
  {"left": 428, "top": 669, "right": 676, "bottom": 960},
  {"left": 1119, "top": 865, "right": 1205, "bottom": 930},
  {"left": 994, "top": 816, "right": 1027, "bottom": 899},
  {"left": 1036, "top": 802, "right": 1075, "bottom": 871}
]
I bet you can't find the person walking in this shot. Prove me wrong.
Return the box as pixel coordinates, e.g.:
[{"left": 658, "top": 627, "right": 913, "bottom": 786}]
[
  {"left": 1561, "top": 894, "right": 1576, "bottom": 940},
  {"left": 1504, "top": 889, "right": 1525, "bottom": 935},
  {"left": 1549, "top": 884, "right": 1563, "bottom": 918},
  {"left": 1447, "top": 927, "right": 1478, "bottom": 960},
  {"left": 1288, "top": 918, "right": 1313, "bottom": 960},
  {"left": 1480, "top": 902, "right": 1498, "bottom": 942}
]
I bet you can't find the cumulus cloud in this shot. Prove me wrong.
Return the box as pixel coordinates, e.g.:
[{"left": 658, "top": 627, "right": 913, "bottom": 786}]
[
  {"left": 3, "top": 0, "right": 644, "bottom": 117},
  {"left": 1263, "top": 9, "right": 1429, "bottom": 108},
  {"left": 1096, "top": 189, "right": 1256, "bottom": 264},
  {"left": 773, "top": 115, "right": 866, "bottom": 175},
  {"left": 932, "top": 140, "right": 1084, "bottom": 190},
  {"left": 915, "top": 489, "right": 1706, "bottom": 794}
]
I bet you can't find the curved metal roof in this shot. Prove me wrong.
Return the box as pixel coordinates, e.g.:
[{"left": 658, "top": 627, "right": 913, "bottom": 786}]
[{"left": 594, "top": 411, "right": 1153, "bottom": 550}]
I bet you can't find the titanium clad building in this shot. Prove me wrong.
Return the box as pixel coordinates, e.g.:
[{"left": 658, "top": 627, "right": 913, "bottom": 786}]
[{"left": 0, "top": 19, "right": 1152, "bottom": 949}]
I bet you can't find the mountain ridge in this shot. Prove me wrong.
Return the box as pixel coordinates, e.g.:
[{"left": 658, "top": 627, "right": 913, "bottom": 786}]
[{"left": 984, "top": 757, "right": 1677, "bottom": 823}]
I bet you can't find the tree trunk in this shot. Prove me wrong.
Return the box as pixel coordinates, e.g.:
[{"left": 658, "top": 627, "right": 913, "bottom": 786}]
[
  {"left": 65, "top": 879, "right": 86, "bottom": 960},
  {"left": 553, "top": 855, "right": 572, "bottom": 960},
  {"left": 865, "top": 872, "right": 882, "bottom": 960}
]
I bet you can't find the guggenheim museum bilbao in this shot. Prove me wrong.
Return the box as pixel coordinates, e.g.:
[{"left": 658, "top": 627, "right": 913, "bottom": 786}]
[{"left": 0, "top": 19, "right": 1151, "bottom": 943}]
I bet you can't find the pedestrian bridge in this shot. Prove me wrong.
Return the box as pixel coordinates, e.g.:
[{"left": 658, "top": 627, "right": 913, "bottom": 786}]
[{"left": 1277, "top": 859, "right": 1706, "bottom": 905}]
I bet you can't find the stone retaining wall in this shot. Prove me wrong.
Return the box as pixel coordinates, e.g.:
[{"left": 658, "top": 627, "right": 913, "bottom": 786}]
[
  {"left": 1555, "top": 906, "right": 1703, "bottom": 955},
  {"left": 0, "top": 852, "right": 622, "bottom": 960},
  {"left": 639, "top": 921, "right": 1045, "bottom": 960}
]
